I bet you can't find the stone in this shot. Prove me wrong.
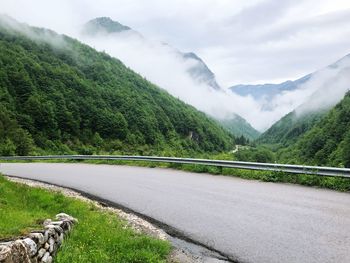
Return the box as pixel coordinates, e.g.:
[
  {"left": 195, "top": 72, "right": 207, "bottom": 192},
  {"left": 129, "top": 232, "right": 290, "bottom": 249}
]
[
  {"left": 44, "top": 243, "right": 50, "bottom": 250},
  {"left": 41, "top": 252, "right": 50, "bottom": 263},
  {"left": 61, "top": 221, "right": 71, "bottom": 231},
  {"left": 50, "top": 221, "right": 64, "bottom": 227},
  {"left": 54, "top": 226, "right": 63, "bottom": 234},
  {"left": 55, "top": 213, "right": 77, "bottom": 223},
  {"left": 37, "top": 248, "right": 46, "bottom": 259},
  {"left": 29, "top": 233, "right": 45, "bottom": 245},
  {"left": 48, "top": 238, "right": 55, "bottom": 253},
  {"left": 0, "top": 245, "right": 11, "bottom": 261},
  {"left": 58, "top": 233, "right": 64, "bottom": 245},
  {"left": 22, "top": 238, "right": 37, "bottom": 257},
  {"left": 7, "top": 240, "right": 31, "bottom": 263},
  {"left": 44, "top": 225, "right": 63, "bottom": 235},
  {"left": 0, "top": 242, "right": 13, "bottom": 247},
  {"left": 44, "top": 227, "right": 56, "bottom": 237},
  {"left": 43, "top": 219, "right": 52, "bottom": 226}
]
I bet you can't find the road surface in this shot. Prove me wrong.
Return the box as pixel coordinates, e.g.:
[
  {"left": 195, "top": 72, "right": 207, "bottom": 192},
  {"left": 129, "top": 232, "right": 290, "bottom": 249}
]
[{"left": 1, "top": 163, "right": 350, "bottom": 263}]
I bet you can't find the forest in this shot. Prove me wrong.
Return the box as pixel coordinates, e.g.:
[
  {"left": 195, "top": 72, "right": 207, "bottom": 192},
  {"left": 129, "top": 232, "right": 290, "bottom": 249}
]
[
  {"left": 233, "top": 91, "right": 350, "bottom": 167},
  {"left": 0, "top": 18, "right": 234, "bottom": 156}
]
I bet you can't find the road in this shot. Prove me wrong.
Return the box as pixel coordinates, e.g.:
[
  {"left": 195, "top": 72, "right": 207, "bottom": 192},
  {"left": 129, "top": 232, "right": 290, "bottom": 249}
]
[{"left": 1, "top": 163, "right": 350, "bottom": 263}]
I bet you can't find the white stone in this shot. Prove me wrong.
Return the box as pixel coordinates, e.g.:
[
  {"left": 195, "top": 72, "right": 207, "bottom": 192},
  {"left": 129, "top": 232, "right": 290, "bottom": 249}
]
[
  {"left": 29, "top": 233, "right": 45, "bottom": 245},
  {"left": 56, "top": 213, "right": 78, "bottom": 223},
  {"left": 0, "top": 245, "right": 11, "bottom": 261},
  {"left": 44, "top": 243, "right": 50, "bottom": 250},
  {"left": 23, "top": 238, "right": 37, "bottom": 256},
  {"left": 37, "top": 248, "right": 46, "bottom": 259},
  {"left": 43, "top": 219, "right": 52, "bottom": 226},
  {"left": 41, "top": 252, "right": 50, "bottom": 263},
  {"left": 49, "top": 238, "right": 55, "bottom": 253},
  {"left": 50, "top": 221, "right": 64, "bottom": 227}
]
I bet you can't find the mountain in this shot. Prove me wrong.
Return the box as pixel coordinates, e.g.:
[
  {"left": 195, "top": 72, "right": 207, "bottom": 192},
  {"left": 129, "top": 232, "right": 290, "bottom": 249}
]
[
  {"left": 259, "top": 56, "right": 350, "bottom": 145},
  {"left": 0, "top": 16, "right": 234, "bottom": 156},
  {"left": 182, "top": 52, "right": 221, "bottom": 90},
  {"left": 229, "top": 75, "right": 311, "bottom": 100},
  {"left": 82, "top": 17, "right": 131, "bottom": 35},
  {"left": 81, "top": 17, "right": 221, "bottom": 91},
  {"left": 258, "top": 110, "right": 325, "bottom": 145},
  {"left": 279, "top": 91, "right": 350, "bottom": 167},
  {"left": 217, "top": 114, "right": 260, "bottom": 141}
]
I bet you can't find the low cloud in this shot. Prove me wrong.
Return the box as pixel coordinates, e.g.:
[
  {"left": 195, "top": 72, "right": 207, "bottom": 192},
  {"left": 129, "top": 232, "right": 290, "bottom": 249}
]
[{"left": 1, "top": 0, "right": 350, "bottom": 131}]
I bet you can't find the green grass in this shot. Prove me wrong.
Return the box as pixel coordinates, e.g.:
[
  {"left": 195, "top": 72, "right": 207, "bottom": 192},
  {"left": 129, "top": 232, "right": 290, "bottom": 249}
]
[{"left": 0, "top": 175, "right": 171, "bottom": 262}]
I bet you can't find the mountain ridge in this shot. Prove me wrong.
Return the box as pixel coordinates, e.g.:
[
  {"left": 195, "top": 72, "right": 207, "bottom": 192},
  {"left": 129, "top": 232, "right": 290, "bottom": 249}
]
[
  {"left": 0, "top": 15, "right": 234, "bottom": 156},
  {"left": 81, "top": 17, "right": 222, "bottom": 91}
]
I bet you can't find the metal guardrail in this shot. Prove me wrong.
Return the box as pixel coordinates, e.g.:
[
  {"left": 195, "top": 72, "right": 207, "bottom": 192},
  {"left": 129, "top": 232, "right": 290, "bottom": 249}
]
[{"left": 0, "top": 155, "right": 350, "bottom": 178}]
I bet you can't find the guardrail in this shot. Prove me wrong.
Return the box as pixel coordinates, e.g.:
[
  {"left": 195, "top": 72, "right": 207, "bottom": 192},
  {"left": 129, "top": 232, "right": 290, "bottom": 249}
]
[{"left": 0, "top": 155, "right": 350, "bottom": 178}]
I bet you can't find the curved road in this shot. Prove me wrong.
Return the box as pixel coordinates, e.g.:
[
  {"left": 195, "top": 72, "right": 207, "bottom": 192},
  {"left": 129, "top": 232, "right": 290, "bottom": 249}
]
[{"left": 1, "top": 163, "right": 350, "bottom": 263}]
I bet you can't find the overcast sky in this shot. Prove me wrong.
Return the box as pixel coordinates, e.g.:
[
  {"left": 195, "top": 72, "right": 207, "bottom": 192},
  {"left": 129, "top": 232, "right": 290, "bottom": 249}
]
[{"left": 2, "top": 0, "right": 350, "bottom": 87}]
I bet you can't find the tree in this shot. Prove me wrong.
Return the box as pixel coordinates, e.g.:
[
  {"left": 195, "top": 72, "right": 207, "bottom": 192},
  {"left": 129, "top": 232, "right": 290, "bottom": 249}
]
[{"left": 342, "top": 132, "right": 350, "bottom": 168}]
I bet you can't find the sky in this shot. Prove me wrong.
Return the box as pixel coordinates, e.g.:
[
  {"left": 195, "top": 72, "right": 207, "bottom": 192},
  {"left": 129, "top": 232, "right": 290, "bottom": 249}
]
[
  {"left": 2, "top": 0, "right": 350, "bottom": 86},
  {"left": 1, "top": 0, "right": 350, "bottom": 131}
]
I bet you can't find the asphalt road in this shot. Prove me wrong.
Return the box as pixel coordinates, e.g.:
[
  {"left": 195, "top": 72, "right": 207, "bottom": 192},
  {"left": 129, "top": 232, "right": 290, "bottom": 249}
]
[{"left": 1, "top": 163, "right": 350, "bottom": 263}]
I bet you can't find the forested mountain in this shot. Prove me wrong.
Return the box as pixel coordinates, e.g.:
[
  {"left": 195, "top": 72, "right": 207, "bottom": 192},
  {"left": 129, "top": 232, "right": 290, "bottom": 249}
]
[
  {"left": 257, "top": 52, "right": 350, "bottom": 146},
  {"left": 81, "top": 17, "right": 222, "bottom": 91},
  {"left": 217, "top": 114, "right": 260, "bottom": 141},
  {"left": 0, "top": 16, "right": 234, "bottom": 156},
  {"left": 278, "top": 91, "right": 350, "bottom": 167},
  {"left": 258, "top": 110, "right": 325, "bottom": 145}
]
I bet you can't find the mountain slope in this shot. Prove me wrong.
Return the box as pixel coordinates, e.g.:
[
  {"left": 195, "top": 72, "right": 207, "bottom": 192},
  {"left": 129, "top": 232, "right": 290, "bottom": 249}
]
[
  {"left": 217, "top": 114, "right": 260, "bottom": 141},
  {"left": 0, "top": 16, "right": 234, "bottom": 156},
  {"left": 258, "top": 111, "right": 325, "bottom": 145},
  {"left": 82, "top": 17, "right": 131, "bottom": 35},
  {"left": 259, "top": 57, "right": 350, "bottom": 145},
  {"left": 182, "top": 52, "right": 220, "bottom": 90},
  {"left": 81, "top": 17, "right": 222, "bottom": 91},
  {"left": 230, "top": 75, "right": 310, "bottom": 100},
  {"left": 279, "top": 91, "right": 350, "bottom": 167}
]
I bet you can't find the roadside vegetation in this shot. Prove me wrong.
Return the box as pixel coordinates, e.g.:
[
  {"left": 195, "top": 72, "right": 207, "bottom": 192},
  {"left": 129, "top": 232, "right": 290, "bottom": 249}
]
[
  {"left": 0, "top": 175, "right": 170, "bottom": 262},
  {"left": 5, "top": 155, "right": 349, "bottom": 192}
]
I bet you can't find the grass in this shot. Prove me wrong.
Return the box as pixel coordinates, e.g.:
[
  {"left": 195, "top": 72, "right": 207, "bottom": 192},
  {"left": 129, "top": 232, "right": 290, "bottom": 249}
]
[{"left": 0, "top": 175, "right": 171, "bottom": 262}]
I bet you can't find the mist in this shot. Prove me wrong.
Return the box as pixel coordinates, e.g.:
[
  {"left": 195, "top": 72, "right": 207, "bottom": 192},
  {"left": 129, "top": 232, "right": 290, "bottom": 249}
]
[
  {"left": 78, "top": 28, "right": 350, "bottom": 131},
  {"left": 1, "top": 0, "right": 350, "bottom": 131}
]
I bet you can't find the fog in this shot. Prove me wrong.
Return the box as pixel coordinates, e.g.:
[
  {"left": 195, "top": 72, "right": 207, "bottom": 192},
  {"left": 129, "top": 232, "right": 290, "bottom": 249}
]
[
  {"left": 79, "top": 29, "right": 350, "bottom": 131},
  {"left": 1, "top": 0, "right": 350, "bottom": 131}
]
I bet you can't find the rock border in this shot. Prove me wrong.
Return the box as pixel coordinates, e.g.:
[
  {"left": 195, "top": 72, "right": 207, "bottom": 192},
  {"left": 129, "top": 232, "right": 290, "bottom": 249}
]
[
  {"left": 0, "top": 213, "right": 77, "bottom": 263},
  {"left": 4, "top": 176, "right": 226, "bottom": 263}
]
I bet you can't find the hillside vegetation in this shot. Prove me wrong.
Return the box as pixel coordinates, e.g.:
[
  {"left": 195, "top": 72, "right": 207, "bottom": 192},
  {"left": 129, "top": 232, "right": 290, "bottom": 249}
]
[
  {"left": 0, "top": 16, "right": 234, "bottom": 156},
  {"left": 278, "top": 91, "right": 350, "bottom": 167},
  {"left": 217, "top": 114, "right": 260, "bottom": 141},
  {"left": 258, "top": 110, "right": 325, "bottom": 146}
]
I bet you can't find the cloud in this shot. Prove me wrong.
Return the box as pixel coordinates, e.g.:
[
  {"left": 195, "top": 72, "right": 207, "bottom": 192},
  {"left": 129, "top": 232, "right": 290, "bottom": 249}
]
[{"left": 1, "top": 0, "right": 350, "bottom": 131}]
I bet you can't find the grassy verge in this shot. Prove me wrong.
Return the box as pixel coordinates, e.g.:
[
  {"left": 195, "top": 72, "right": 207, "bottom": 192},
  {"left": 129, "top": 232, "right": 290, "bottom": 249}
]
[{"left": 0, "top": 175, "right": 170, "bottom": 262}]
